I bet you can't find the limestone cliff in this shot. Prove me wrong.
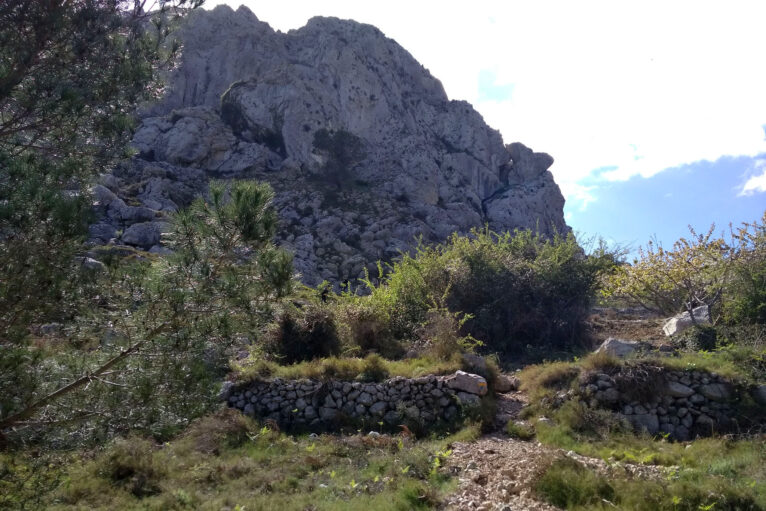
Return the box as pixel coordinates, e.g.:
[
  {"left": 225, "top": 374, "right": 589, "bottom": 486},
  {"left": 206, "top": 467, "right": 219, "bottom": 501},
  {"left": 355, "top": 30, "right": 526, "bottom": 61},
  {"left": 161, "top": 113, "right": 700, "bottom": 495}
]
[{"left": 92, "top": 5, "right": 568, "bottom": 285}]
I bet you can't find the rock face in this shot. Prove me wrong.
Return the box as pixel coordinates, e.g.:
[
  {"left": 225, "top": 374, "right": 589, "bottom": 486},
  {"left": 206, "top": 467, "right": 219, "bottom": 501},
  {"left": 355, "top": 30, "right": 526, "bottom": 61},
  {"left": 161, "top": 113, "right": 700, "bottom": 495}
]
[{"left": 95, "top": 5, "right": 569, "bottom": 284}]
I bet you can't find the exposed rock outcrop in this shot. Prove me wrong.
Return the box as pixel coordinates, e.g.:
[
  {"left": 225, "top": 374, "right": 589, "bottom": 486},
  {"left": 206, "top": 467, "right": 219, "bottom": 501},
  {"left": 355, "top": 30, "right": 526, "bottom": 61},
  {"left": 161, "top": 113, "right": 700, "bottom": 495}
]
[
  {"left": 95, "top": 5, "right": 569, "bottom": 285},
  {"left": 663, "top": 305, "right": 711, "bottom": 336}
]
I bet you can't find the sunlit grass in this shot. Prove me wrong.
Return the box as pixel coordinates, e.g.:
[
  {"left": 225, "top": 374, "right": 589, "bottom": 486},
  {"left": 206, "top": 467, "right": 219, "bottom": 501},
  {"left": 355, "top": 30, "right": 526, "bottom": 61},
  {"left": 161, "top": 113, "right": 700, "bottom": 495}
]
[{"left": 4, "top": 410, "right": 480, "bottom": 510}]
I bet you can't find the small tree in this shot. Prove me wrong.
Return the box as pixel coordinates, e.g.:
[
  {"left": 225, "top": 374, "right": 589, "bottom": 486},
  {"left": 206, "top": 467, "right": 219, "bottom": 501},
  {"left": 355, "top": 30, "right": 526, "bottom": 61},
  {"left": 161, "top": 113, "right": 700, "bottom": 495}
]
[
  {"left": 0, "top": 0, "right": 202, "bottom": 343},
  {"left": 724, "top": 212, "right": 766, "bottom": 324},
  {"left": 603, "top": 224, "right": 738, "bottom": 323},
  {"left": 0, "top": 180, "right": 293, "bottom": 441}
]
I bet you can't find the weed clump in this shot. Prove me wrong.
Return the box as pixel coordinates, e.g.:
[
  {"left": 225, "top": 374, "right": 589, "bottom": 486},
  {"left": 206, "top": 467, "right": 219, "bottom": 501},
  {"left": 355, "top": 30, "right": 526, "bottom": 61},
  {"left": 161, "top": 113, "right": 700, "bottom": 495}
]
[
  {"left": 535, "top": 457, "right": 615, "bottom": 508},
  {"left": 360, "top": 353, "right": 390, "bottom": 382},
  {"left": 97, "top": 436, "right": 165, "bottom": 498},
  {"left": 505, "top": 420, "right": 536, "bottom": 440}
]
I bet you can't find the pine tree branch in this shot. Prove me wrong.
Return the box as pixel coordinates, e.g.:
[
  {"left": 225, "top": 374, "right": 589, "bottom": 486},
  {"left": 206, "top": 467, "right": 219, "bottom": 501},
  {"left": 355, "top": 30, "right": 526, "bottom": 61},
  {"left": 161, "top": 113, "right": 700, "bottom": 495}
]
[{"left": 0, "top": 322, "right": 168, "bottom": 431}]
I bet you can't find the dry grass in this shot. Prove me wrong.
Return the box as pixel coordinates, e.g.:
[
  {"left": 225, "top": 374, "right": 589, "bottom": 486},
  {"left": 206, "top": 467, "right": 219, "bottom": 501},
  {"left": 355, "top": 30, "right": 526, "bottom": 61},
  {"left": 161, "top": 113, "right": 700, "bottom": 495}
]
[{"left": 519, "top": 361, "right": 580, "bottom": 401}]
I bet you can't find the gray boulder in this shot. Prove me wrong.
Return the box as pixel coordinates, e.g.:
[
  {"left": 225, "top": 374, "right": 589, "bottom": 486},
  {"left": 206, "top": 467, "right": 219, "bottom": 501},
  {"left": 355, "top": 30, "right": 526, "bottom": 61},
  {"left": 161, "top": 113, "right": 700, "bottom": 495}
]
[
  {"left": 624, "top": 413, "right": 660, "bottom": 435},
  {"left": 495, "top": 374, "right": 520, "bottom": 393},
  {"left": 456, "top": 392, "right": 481, "bottom": 408},
  {"left": 666, "top": 381, "right": 695, "bottom": 398},
  {"left": 319, "top": 407, "right": 338, "bottom": 421},
  {"left": 699, "top": 383, "right": 733, "bottom": 402},
  {"left": 662, "top": 305, "right": 710, "bottom": 336},
  {"left": 88, "top": 223, "right": 117, "bottom": 243},
  {"left": 121, "top": 222, "right": 163, "bottom": 249},
  {"left": 369, "top": 401, "right": 388, "bottom": 416},
  {"left": 445, "top": 371, "right": 488, "bottom": 396},
  {"left": 595, "top": 338, "right": 642, "bottom": 358}
]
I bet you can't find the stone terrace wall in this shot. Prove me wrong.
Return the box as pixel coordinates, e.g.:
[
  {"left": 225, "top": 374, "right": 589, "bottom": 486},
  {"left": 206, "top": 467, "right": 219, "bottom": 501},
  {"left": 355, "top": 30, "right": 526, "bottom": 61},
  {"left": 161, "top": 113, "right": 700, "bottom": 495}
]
[
  {"left": 224, "top": 371, "right": 488, "bottom": 431},
  {"left": 580, "top": 367, "right": 742, "bottom": 441}
]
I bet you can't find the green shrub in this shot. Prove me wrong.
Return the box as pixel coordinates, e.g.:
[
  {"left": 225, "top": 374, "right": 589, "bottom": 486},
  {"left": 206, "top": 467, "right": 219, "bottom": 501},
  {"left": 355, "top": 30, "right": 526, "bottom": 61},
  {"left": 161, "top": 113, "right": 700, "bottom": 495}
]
[
  {"left": 336, "top": 300, "right": 404, "bottom": 358},
  {"left": 535, "top": 457, "right": 615, "bottom": 508},
  {"left": 354, "top": 228, "right": 612, "bottom": 359},
  {"left": 264, "top": 303, "right": 341, "bottom": 363},
  {"left": 360, "top": 353, "right": 390, "bottom": 382},
  {"left": 97, "top": 436, "right": 165, "bottom": 498},
  {"left": 673, "top": 325, "right": 719, "bottom": 351},
  {"left": 422, "top": 308, "right": 482, "bottom": 361},
  {"left": 505, "top": 420, "right": 535, "bottom": 440},
  {"left": 724, "top": 213, "right": 766, "bottom": 325},
  {"left": 604, "top": 212, "right": 766, "bottom": 327}
]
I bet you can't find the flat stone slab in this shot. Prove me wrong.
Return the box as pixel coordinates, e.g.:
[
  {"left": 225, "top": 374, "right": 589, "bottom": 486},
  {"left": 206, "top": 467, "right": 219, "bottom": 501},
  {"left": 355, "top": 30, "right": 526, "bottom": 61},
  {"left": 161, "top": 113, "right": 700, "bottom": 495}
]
[
  {"left": 445, "top": 370, "right": 488, "bottom": 396},
  {"left": 595, "top": 338, "right": 642, "bottom": 358}
]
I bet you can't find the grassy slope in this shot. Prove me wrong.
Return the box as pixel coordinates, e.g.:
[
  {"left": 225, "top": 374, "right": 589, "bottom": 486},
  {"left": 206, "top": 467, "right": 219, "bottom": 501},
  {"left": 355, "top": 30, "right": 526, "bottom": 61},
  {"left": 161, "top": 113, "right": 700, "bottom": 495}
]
[
  {"left": 517, "top": 346, "right": 766, "bottom": 510},
  {"left": 2, "top": 410, "right": 479, "bottom": 511}
]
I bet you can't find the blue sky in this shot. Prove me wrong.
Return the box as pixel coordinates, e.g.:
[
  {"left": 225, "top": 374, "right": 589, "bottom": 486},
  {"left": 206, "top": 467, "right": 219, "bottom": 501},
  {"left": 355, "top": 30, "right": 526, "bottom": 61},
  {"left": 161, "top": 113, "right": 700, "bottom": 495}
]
[
  {"left": 207, "top": 1, "right": 766, "bottom": 253},
  {"left": 567, "top": 153, "right": 766, "bottom": 258}
]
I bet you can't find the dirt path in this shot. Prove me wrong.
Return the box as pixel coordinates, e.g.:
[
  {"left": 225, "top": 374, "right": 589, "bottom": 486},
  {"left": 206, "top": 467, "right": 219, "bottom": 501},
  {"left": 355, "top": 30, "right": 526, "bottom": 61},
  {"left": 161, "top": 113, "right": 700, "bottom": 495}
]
[
  {"left": 440, "top": 391, "right": 561, "bottom": 511},
  {"left": 439, "top": 391, "right": 667, "bottom": 510}
]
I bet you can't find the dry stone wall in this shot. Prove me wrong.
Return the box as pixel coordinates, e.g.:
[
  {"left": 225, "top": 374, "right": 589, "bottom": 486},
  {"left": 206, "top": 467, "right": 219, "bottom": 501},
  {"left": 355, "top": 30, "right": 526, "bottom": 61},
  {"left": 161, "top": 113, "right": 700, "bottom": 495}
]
[
  {"left": 579, "top": 367, "right": 747, "bottom": 441},
  {"left": 224, "top": 371, "right": 488, "bottom": 432}
]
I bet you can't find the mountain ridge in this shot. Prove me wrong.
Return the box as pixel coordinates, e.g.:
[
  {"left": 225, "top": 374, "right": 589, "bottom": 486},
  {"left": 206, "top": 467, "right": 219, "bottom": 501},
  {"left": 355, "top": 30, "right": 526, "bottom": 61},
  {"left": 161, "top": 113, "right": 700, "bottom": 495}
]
[{"left": 92, "top": 4, "right": 569, "bottom": 285}]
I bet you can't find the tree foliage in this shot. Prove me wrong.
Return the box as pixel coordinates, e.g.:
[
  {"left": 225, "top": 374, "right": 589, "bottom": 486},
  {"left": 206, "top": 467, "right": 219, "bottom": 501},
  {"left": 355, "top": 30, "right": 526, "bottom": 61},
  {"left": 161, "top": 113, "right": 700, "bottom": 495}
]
[
  {"left": 603, "top": 212, "right": 766, "bottom": 325},
  {"left": 0, "top": 1, "right": 296, "bottom": 444},
  {"left": 0, "top": 0, "right": 200, "bottom": 343},
  {"left": 1, "top": 180, "right": 293, "bottom": 443}
]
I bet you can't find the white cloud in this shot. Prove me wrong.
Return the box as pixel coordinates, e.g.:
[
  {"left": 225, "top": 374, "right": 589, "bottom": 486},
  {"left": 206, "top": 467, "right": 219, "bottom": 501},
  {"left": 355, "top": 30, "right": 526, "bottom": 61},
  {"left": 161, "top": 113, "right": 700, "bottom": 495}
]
[
  {"left": 739, "top": 159, "right": 766, "bottom": 195},
  {"left": 205, "top": 1, "right": 766, "bottom": 207}
]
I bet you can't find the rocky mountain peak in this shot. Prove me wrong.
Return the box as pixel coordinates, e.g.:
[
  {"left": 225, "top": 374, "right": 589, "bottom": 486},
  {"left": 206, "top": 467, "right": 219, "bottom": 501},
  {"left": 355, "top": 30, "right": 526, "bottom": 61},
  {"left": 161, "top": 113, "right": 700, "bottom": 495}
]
[{"left": 92, "top": 6, "right": 569, "bottom": 285}]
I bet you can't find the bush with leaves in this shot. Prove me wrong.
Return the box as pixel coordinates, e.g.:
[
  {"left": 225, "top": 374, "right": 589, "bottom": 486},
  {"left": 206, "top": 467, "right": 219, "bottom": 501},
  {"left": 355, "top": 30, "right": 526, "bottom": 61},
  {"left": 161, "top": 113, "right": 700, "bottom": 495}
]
[
  {"left": 264, "top": 302, "right": 341, "bottom": 364},
  {"left": 336, "top": 228, "right": 614, "bottom": 358},
  {"left": 0, "top": 180, "right": 293, "bottom": 445},
  {"left": 0, "top": 0, "right": 200, "bottom": 343},
  {"left": 0, "top": 0, "right": 209, "bottom": 446},
  {"left": 723, "top": 213, "right": 766, "bottom": 324}
]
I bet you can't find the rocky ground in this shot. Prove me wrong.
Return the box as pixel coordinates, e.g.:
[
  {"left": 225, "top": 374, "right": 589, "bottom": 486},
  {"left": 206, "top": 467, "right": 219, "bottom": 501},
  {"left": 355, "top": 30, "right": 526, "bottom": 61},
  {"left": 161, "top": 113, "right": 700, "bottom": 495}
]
[
  {"left": 439, "top": 310, "right": 679, "bottom": 510},
  {"left": 440, "top": 390, "right": 673, "bottom": 511},
  {"left": 440, "top": 391, "right": 559, "bottom": 511}
]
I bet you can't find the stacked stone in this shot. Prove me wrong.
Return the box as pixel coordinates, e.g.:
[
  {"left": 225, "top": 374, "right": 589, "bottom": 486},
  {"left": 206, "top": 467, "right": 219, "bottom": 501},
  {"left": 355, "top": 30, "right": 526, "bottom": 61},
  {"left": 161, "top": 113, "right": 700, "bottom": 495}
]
[
  {"left": 226, "top": 371, "right": 487, "bottom": 431},
  {"left": 581, "top": 369, "right": 736, "bottom": 441}
]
